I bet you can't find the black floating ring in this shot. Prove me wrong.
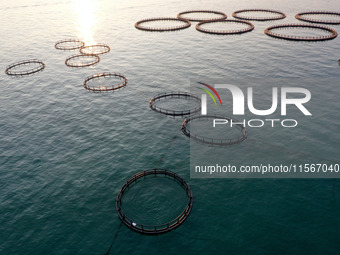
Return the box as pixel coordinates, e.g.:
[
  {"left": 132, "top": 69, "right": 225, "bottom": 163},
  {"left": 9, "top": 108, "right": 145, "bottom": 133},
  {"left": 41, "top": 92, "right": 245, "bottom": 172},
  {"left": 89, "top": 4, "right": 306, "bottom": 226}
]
[
  {"left": 5, "top": 59, "right": 45, "bottom": 76},
  {"left": 149, "top": 92, "right": 201, "bottom": 117},
  {"left": 181, "top": 114, "right": 248, "bottom": 146},
  {"left": 116, "top": 169, "right": 193, "bottom": 235}
]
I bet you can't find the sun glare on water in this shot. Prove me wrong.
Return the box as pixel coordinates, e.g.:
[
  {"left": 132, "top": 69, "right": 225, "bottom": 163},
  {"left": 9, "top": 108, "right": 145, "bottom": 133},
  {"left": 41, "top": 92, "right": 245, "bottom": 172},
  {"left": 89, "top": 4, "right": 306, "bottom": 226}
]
[{"left": 74, "top": 0, "right": 97, "bottom": 45}]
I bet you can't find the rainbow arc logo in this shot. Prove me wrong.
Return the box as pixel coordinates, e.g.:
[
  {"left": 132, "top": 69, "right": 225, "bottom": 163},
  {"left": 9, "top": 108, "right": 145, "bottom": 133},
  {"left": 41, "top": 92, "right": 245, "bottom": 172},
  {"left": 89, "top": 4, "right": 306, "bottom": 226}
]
[{"left": 197, "top": 82, "right": 222, "bottom": 114}]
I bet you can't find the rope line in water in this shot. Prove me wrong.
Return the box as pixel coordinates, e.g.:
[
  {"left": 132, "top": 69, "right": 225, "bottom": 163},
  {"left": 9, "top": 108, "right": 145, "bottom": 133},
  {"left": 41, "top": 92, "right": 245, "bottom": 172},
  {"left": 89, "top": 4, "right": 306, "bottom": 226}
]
[
  {"left": 104, "top": 221, "right": 123, "bottom": 255},
  {"left": 105, "top": 129, "right": 181, "bottom": 253},
  {"left": 156, "top": 132, "right": 180, "bottom": 166}
]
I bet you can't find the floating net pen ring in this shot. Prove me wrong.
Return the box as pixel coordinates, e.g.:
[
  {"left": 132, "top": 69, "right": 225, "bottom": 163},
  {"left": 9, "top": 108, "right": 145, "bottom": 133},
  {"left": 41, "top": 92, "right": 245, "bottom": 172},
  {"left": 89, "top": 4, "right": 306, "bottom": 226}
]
[
  {"left": 79, "top": 43, "right": 111, "bottom": 55},
  {"left": 149, "top": 92, "right": 201, "bottom": 117},
  {"left": 295, "top": 11, "right": 340, "bottom": 25},
  {"left": 195, "top": 20, "right": 254, "bottom": 35},
  {"left": 54, "top": 39, "right": 85, "bottom": 50},
  {"left": 177, "top": 10, "right": 227, "bottom": 22},
  {"left": 116, "top": 169, "right": 193, "bottom": 235},
  {"left": 181, "top": 115, "right": 247, "bottom": 146},
  {"left": 65, "top": 54, "right": 100, "bottom": 67},
  {"left": 264, "top": 24, "right": 338, "bottom": 41},
  {"left": 232, "top": 9, "right": 286, "bottom": 21},
  {"left": 5, "top": 59, "right": 45, "bottom": 76},
  {"left": 135, "top": 17, "right": 191, "bottom": 32},
  {"left": 83, "top": 72, "right": 127, "bottom": 92}
]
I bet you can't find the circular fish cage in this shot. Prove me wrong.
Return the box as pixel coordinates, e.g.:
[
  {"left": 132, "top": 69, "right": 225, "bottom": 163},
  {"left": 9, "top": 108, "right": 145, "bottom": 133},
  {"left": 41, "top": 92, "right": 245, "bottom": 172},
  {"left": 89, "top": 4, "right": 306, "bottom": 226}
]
[
  {"left": 181, "top": 115, "right": 247, "bottom": 146},
  {"left": 5, "top": 59, "right": 45, "bottom": 76},
  {"left": 116, "top": 169, "right": 193, "bottom": 235},
  {"left": 55, "top": 39, "right": 85, "bottom": 50},
  {"left": 195, "top": 19, "right": 254, "bottom": 35},
  {"left": 65, "top": 54, "right": 100, "bottom": 67},
  {"left": 264, "top": 24, "right": 338, "bottom": 41},
  {"left": 232, "top": 9, "right": 286, "bottom": 21},
  {"left": 135, "top": 17, "right": 191, "bottom": 32},
  {"left": 149, "top": 92, "right": 201, "bottom": 117},
  {"left": 177, "top": 10, "right": 227, "bottom": 22},
  {"left": 79, "top": 43, "right": 111, "bottom": 55},
  {"left": 295, "top": 11, "right": 340, "bottom": 25},
  {"left": 83, "top": 72, "right": 127, "bottom": 92}
]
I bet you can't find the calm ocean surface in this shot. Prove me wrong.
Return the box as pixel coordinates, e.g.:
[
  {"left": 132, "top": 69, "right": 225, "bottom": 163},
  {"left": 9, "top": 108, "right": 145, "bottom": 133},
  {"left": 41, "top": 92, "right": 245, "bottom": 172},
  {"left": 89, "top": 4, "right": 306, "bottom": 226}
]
[{"left": 0, "top": 0, "right": 339, "bottom": 254}]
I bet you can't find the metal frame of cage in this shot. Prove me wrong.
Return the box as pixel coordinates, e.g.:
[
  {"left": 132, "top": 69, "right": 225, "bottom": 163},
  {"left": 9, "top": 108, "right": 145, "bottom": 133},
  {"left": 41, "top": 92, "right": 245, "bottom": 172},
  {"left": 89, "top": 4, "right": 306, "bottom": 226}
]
[
  {"left": 135, "top": 17, "right": 191, "bottom": 32},
  {"left": 177, "top": 10, "right": 227, "bottom": 22},
  {"left": 195, "top": 19, "right": 254, "bottom": 35},
  {"left": 55, "top": 39, "right": 85, "bottom": 50},
  {"left": 181, "top": 114, "right": 248, "bottom": 146},
  {"left": 232, "top": 9, "right": 286, "bottom": 21},
  {"left": 295, "top": 11, "right": 340, "bottom": 25},
  {"left": 65, "top": 54, "right": 100, "bottom": 67},
  {"left": 264, "top": 23, "right": 338, "bottom": 41},
  {"left": 83, "top": 72, "right": 128, "bottom": 92},
  {"left": 149, "top": 92, "right": 201, "bottom": 117},
  {"left": 79, "top": 43, "right": 111, "bottom": 55},
  {"left": 5, "top": 59, "right": 45, "bottom": 76}
]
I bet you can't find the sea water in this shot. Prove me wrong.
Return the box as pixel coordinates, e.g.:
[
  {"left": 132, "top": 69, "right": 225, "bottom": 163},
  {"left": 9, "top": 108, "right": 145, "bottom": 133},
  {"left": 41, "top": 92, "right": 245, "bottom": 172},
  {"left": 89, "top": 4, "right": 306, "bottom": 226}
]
[{"left": 0, "top": 0, "right": 339, "bottom": 254}]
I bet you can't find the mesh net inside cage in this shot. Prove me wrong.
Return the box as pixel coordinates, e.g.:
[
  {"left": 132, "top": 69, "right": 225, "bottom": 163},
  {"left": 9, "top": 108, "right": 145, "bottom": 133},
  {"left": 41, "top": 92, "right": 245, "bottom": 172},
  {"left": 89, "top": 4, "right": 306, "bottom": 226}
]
[
  {"left": 121, "top": 175, "right": 187, "bottom": 225},
  {"left": 273, "top": 26, "right": 333, "bottom": 37},
  {"left": 149, "top": 92, "right": 201, "bottom": 117},
  {"left": 196, "top": 20, "right": 254, "bottom": 35},
  {"left": 265, "top": 24, "right": 338, "bottom": 41},
  {"left": 296, "top": 11, "right": 340, "bottom": 25},
  {"left": 5, "top": 60, "right": 45, "bottom": 76},
  {"left": 79, "top": 44, "right": 111, "bottom": 55},
  {"left": 177, "top": 10, "right": 227, "bottom": 22},
  {"left": 135, "top": 18, "right": 191, "bottom": 32},
  {"left": 83, "top": 72, "right": 127, "bottom": 92},
  {"left": 55, "top": 39, "right": 85, "bottom": 50},
  {"left": 65, "top": 54, "right": 100, "bottom": 67},
  {"left": 232, "top": 9, "right": 286, "bottom": 21},
  {"left": 116, "top": 169, "right": 193, "bottom": 234},
  {"left": 182, "top": 115, "right": 247, "bottom": 146}
]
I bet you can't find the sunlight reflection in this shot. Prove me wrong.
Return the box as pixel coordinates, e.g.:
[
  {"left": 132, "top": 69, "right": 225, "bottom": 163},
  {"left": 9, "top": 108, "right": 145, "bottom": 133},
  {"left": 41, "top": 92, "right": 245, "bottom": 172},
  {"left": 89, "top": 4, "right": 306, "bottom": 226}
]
[{"left": 73, "top": 0, "right": 97, "bottom": 45}]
